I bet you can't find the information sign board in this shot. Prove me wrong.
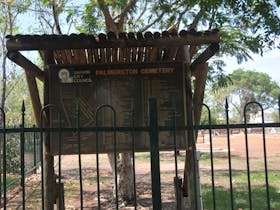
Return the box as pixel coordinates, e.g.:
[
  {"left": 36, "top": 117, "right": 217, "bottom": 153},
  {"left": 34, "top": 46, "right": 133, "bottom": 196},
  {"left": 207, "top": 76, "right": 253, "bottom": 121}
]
[{"left": 49, "top": 62, "right": 187, "bottom": 154}]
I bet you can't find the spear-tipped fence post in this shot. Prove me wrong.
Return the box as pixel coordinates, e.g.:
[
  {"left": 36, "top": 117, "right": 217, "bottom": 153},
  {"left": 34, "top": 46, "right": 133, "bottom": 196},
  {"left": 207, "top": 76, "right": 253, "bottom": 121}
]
[
  {"left": 225, "top": 98, "right": 234, "bottom": 210},
  {"left": 20, "top": 101, "right": 26, "bottom": 209},
  {"left": 244, "top": 103, "right": 253, "bottom": 210},
  {"left": 278, "top": 94, "right": 280, "bottom": 122},
  {"left": 1, "top": 107, "right": 7, "bottom": 210}
]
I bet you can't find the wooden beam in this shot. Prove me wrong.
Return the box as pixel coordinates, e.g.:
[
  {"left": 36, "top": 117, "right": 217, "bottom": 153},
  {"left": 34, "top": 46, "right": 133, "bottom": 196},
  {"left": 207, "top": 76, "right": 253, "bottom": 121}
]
[
  {"left": 190, "top": 43, "right": 219, "bottom": 73},
  {"left": 193, "top": 63, "right": 208, "bottom": 128},
  {"left": 7, "top": 51, "right": 45, "bottom": 81},
  {"left": 6, "top": 31, "right": 220, "bottom": 51},
  {"left": 25, "top": 73, "right": 42, "bottom": 126}
]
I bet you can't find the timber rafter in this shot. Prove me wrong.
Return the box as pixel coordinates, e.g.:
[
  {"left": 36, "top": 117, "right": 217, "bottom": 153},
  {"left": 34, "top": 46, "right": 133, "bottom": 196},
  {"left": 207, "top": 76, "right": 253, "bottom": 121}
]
[
  {"left": 7, "top": 51, "right": 45, "bottom": 81},
  {"left": 6, "top": 29, "right": 219, "bottom": 69},
  {"left": 6, "top": 29, "right": 219, "bottom": 51}
]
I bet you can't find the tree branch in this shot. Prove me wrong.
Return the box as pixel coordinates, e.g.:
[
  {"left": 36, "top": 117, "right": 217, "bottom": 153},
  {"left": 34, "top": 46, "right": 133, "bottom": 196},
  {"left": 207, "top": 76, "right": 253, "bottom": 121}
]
[
  {"left": 97, "top": 0, "right": 118, "bottom": 32},
  {"left": 1, "top": 46, "right": 7, "bottom": 110},
  {"left": 132, "top": 1, "right": 147, "bottom": 28},
  {"left": 208, "top": 7, "right": 217, "bottom": 29},
  {"left": 138, "top": 1, "right": 180, "bottom": 32},
  {"left": 138, "top": 11, "right": 165, "bottom": 32},
  {"left": 52, "top": 0, "right": 62, "bottom": 34},
  {"left": 39, "top": 15, "right": 55, "bottom": 33},
  {"left": 189, "top": 9, "right": 204, "bottom": 30},
  {"left": 167, "top": 7, "right": 190, "bottom": 31},
  {"left": 7, "top": 5, "right": 13, "bottom": 34},
  {"left": 118, "top": 0, "right": 138, "bottom": 26}
]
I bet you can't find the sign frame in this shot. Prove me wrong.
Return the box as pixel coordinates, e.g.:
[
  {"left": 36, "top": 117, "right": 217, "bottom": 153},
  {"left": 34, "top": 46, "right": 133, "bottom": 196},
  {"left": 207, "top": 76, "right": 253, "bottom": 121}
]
[{"left": 48, "top": 61, "right": 187, "bottom": 155}]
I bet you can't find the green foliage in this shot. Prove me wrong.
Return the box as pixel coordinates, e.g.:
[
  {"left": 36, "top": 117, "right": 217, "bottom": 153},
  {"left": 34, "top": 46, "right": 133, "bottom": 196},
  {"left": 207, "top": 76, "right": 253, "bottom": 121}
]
[
  {"left": 202, "top": 69, "right": 280, "bottom": 123},
  {"left": 5, "top": 134, "right": 21, "bottom": 173},
  {"left": 75, "top": 2, "right": 105, "bottom": 33},
  {"left": 2, "top": 0, "right": 279, "bottom": 89},
  {"left": 199, "top": 112, "right": 219, "bottom": 125},
  {"left": 229, "top": 69, "right": 280, "bottom": 109},
  {"left": 272, "top": 110, "right": 280, "bottom": 123},
  {"left": 66, "top": 0, "right": 280, "bottom": 85},
  {"left": 201, "top": 84, "right": 232, "bottom": 124},
  {"left": 1, "top": 73, "right": 36, "bottom": 125}
]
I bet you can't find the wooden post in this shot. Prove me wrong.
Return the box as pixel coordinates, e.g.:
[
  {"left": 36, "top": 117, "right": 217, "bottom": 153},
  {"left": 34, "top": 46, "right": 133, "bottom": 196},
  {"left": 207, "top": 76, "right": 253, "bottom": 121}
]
[
  {"left": 56, "top": 183, "right": 65, "bottom": 210},
  {"left": 183, "top": 63, "right": 197, "bottom": 210},
  {"left": 43, "top": 51, "right": 56, "bottom": 210}
]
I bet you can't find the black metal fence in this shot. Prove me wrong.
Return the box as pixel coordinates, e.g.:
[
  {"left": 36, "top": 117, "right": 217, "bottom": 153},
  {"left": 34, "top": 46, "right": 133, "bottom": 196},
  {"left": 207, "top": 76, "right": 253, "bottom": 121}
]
[
  {"left": 0, "top": 97, "right": 279, "bottom": 210},
  {"left": 196, "top": 100, "right": 279, "bottom": 210},
  {"left": 0, "top": 111, "right": 40, "bottom": 208}
]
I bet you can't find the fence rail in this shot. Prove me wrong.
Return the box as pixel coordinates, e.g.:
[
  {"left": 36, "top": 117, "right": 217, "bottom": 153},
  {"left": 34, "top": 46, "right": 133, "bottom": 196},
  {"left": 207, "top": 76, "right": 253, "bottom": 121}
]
[{"left": 0, "top": 98, "right": 279, "bottom": 209}]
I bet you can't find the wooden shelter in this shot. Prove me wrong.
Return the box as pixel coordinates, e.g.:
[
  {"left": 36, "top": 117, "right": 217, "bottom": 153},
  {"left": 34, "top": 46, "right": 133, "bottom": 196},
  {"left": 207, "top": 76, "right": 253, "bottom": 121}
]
[
  {"left": 6, "top": 29, "right": 219, "bottom": 141},
  {"left": 6, "top": 29, "right": 220, "bottom": 209}
]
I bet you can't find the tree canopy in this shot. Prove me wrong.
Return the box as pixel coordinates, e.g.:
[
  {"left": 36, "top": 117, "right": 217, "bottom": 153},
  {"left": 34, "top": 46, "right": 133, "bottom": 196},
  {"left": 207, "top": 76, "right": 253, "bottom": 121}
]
[
  {"left": 74, "top": 1, "right": 280, "bottom": 59},
  {"left": 202, "top": 68, "right": 280, "bottom": 124},
  {"left": 1, "top": 0, "right": 280, "bottom": 82},
  {"left": 229, "top": 68, "right": 280, "bottom": 122},
  {"left": 29, "top": 0, "right": 280, "bottom": 85},
  {"left": 1, "top": 0, "right": 280, "bottom": 123}
]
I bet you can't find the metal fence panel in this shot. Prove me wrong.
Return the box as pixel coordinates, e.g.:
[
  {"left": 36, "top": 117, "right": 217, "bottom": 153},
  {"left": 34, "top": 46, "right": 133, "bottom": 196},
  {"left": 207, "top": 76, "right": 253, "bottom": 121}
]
[{"left": 0, "top": 98, "right": 279, "bottom": 209}]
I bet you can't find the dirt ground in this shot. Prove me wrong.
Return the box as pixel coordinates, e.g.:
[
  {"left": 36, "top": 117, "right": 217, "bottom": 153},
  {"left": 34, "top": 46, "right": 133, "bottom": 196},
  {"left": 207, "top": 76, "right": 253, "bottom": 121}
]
[
  {"left": 4, "top": 133, "right": 280, "bottom": 209},
  {"left": 197, "top": 133, "right": 280, "bottom": 156}
]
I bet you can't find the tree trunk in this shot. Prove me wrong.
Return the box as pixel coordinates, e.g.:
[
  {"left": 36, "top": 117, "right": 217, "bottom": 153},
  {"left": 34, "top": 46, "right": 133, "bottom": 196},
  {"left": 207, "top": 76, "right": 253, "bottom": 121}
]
[
  {"left": 97, "top": 1, "right": 136, "bottom": 203},
  {"left": 118, "top": 153, "right": 134, "bottom": 202},
  {"left": 107, "top": 152, "right": 135, "bottom": 203},
  {"left": 0, "top": 42, "right": 6, "bottom": 209},
  {"left": 1, "top": 40, "right": 7, "bottom": 118}
]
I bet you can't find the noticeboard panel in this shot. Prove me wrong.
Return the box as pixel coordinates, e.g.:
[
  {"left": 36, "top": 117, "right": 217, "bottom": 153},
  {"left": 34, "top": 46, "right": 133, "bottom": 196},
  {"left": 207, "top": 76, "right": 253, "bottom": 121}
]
[{"left": 49, "top": 62, "right": 187, "bottom": 155}]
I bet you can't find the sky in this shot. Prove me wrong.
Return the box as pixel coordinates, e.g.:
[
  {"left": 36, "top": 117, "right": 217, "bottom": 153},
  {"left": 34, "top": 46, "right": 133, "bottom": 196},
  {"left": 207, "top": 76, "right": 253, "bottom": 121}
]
[{"left": 222, "top": 49, "right": 280, "bottom": 85}]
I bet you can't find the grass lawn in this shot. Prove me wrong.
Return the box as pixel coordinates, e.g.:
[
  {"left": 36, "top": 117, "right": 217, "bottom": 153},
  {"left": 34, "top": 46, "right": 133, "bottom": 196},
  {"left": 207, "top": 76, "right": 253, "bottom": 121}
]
[
  {"left": 199, "top": 151, "right": 280, "bottom": 210},
  {"left": 201, "top": 173, "right": 280, "bottom": 210},
  {"left": 4, "top": 132, "right": 279, "bottom": 209}
]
